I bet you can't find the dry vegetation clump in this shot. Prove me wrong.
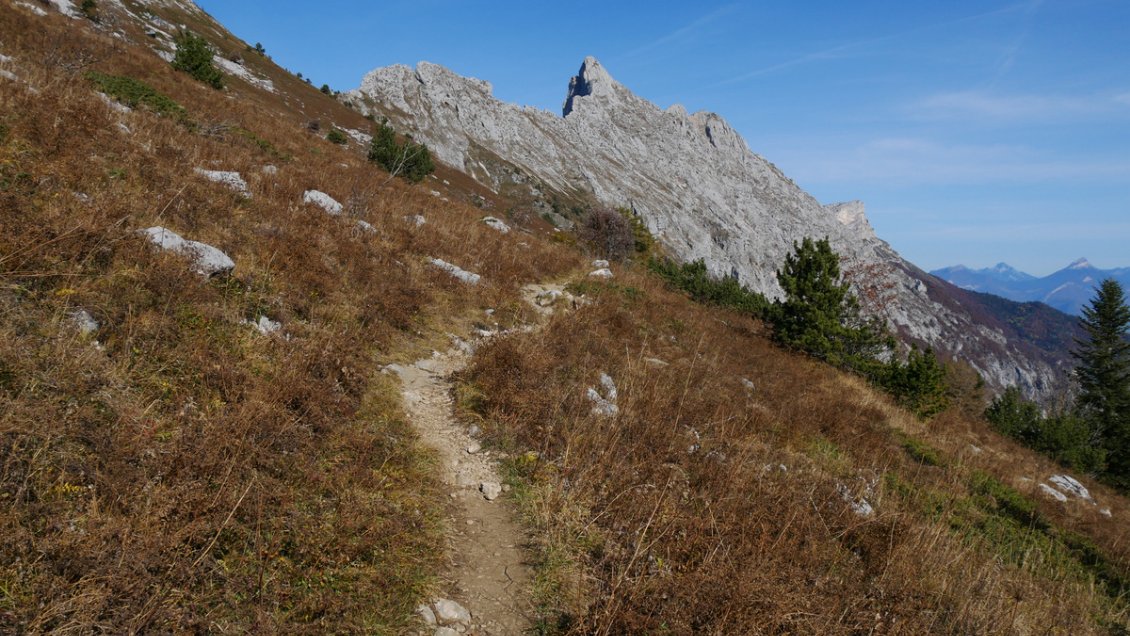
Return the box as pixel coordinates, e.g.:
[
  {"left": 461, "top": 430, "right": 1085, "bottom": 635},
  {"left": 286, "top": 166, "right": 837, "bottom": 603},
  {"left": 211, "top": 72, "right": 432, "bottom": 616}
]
[
  {"left": 462, "top": 268, "right": 1130, "bottom": 634},
  {"left": 0, "top": 4, "right": 578, "bottom": 631}
]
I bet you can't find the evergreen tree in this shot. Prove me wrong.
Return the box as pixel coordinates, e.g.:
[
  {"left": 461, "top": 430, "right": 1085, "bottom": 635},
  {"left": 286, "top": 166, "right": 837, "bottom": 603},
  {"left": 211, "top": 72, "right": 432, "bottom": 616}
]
[
  {"left": 172, "top": 31, "right": 224, "bottom": 90},
  {"left": 368, "top": 119, "right": 435, "bottom": 183},
  {"left": 881, "top": 346, "right": 949, "bottom": 419},
  {"left": 770, "top": 237, "right": 889, "bottom": 368},
  {"left": 1073, "top": 279, "right": 1130, "bottom": 483}
]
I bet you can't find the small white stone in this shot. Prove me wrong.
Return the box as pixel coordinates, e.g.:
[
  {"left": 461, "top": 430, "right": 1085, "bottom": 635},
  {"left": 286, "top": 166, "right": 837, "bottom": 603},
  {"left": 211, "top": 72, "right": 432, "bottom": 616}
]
[
  {"left": 429, "top": 258, "right": 481, "bottom": 285},
  {"left": 1101, "top": 507, "right": 1112, "bottom": 517},
  {"left": 432, "top": 599, "right": 471, "bottom": 626},
  {"left": 592, "top": 259, "right": 610, "bottom": 268},
  {"left": 588, "top": 268, "right": 613, "bottom": 279},
  {"left": 1048, "top": 474, "right": 1093, "bottom": 502},
  {"left": 586, "top": 387, "right": 618, "bottom": 416},
  {"left": 1038, "top": 483, "right": 1068, "bottom": 502},
  {"left": 141, "top": 226, "right": 234, "bottom": 277},
  {"left": 480, "top": 481, "right": 502, "bottom": 501},
  {"left": 417, "top": 604, "right": 437, "bottom": 626},
  {"left": 194, "top": 169, "right": 250, "bottom": 197},
  {"left": 69, "top": 309, "right": 99, "bottom": 335},
  {"left": 303, "top": 189, "right": 343, "bottom": 215},
  {"left": 465, "top": 441, "right": 482, "bottom": 454},
  {"left": 599, "top": 372, "right": 618, "bottom": 401},
  {"left": 255, "top": 315, "right": 281, "bottom": 335},
  {"left": 481, "top": 216, "right": 510, "bottom": 233}
]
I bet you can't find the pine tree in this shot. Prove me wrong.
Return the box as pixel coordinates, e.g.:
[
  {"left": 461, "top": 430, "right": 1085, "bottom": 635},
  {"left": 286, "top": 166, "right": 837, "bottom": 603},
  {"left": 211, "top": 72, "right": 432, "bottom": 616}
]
[
  {"left": 367, "top": 119, "right": 435, "bottom": 183},
  {"left": 770, "top": 237, "right": 889, "bottom": 368},
  {"left": 171, "top": 31, "right": 224, "bottom": 90},
  {"left": 881, "top": 346, "right": 949, "bottom": 419},
  {"left": 1073, "top": 279, "right": 1130, "bottom": 483}
]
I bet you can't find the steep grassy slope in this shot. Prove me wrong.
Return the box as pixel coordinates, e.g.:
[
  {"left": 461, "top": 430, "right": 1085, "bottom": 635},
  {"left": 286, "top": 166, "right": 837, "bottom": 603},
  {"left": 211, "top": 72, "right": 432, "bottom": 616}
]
[
  {"left": 0, "top": 3, "right": 577, "bottom": 631},
  {"left": 2, "top": 2, "right": 1129, "bottom": 635},
  {"left": 463, "top": 272, "right": 1130, "bottom": 633}
]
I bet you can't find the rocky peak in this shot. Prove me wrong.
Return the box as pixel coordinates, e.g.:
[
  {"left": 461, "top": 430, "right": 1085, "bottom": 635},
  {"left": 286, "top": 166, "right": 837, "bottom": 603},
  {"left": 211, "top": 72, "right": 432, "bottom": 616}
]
[
  {"left": 416, "top": 61, "right": 494, "bottom": 97},
  {"left": 563, "top": 56, "right": 616, "bottom": 116},
  {"left": 1068, "top": 257, "right": 1092, "bottom": 270}
]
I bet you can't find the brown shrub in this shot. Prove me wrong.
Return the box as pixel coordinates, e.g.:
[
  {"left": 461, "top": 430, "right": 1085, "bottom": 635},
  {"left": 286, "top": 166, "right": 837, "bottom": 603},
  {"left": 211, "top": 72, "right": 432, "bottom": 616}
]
[{"left": 577, "top": 205, "right": 635, "bottom": 262}]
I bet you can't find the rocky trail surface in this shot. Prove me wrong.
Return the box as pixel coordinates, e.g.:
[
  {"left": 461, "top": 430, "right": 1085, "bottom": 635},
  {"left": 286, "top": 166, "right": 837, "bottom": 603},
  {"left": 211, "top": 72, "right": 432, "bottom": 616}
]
[{"left": 392, "top": 349, "right": 532, "bottom": 635}]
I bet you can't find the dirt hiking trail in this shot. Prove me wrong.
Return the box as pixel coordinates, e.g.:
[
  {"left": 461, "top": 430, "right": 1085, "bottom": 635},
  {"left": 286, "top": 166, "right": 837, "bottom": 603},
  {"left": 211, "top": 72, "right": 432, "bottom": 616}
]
[{"left": 393, "top": 346, "right": 533, "bottom": 635}]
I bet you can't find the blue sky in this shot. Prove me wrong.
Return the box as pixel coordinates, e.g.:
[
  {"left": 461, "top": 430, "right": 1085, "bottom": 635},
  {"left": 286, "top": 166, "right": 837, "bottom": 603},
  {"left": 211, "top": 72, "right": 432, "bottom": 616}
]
[{"left": 195, "top": 0, "right": 1130, "bottom": 276}]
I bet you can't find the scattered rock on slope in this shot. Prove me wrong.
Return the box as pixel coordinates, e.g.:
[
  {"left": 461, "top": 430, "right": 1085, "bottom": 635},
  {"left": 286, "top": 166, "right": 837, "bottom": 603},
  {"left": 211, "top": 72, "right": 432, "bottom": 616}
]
[
  {"left": 194, "top": 169, "right": 251, "bottom": 197},
  {"left": 142, "top": 226, "right": 234, "bottom": 277},
  {"left": 303, "top": 189, "right": 343, "bottom": 215}
]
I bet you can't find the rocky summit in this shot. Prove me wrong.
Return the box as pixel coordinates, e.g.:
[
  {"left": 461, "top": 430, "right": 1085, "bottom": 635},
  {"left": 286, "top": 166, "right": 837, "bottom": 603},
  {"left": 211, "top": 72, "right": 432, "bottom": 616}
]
[{"left": 350, "top": 57, "right": 1072, "bottom": 400}]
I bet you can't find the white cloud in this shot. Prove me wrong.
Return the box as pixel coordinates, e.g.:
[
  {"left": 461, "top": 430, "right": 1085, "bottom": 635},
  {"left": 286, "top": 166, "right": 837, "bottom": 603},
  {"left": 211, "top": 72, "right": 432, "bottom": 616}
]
[
  {"left": 909, "top": 90, "right": 1130, "bottom": 122},
  {"left": 622, "top": 5, "right": 739, "bottom": 59},
  {"left": 777, "top": 136, "right": 1130, "bottom": 186}
]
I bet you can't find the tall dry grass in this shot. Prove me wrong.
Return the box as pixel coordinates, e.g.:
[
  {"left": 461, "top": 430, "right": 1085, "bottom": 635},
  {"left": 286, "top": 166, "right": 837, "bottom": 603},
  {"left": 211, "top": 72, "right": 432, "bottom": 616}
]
[
  {"left": 1, "top": 3, "right": 578, "bottom": 631},
  {"left": 463, "top": 269, "right": 1130, "bottom": 634}
]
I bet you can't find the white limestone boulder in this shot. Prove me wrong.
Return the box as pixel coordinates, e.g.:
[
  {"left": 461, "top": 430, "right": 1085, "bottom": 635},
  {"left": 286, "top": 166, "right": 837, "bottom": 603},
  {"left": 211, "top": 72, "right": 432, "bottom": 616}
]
[{"left": 142, "top": 226, "right": 234, "bottom": 277}]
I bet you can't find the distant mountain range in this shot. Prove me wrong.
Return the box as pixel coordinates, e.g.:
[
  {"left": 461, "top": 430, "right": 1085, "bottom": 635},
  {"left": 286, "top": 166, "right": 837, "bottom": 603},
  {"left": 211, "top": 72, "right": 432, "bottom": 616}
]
[{"left": 931, "top": 259, "right": 1130, "bottom": 316}]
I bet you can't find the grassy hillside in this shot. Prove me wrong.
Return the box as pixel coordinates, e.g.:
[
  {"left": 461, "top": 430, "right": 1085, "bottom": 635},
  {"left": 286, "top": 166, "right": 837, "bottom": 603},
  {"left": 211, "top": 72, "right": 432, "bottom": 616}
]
[
  {"left": 2, "top": 2, "right": 1129, "bottom": 634},
  {"left": 464, "top": 272, "right": 1130, "bottom": 633},
  {"left": 0, "top": 3, "right": 576, "bottom": 631}
]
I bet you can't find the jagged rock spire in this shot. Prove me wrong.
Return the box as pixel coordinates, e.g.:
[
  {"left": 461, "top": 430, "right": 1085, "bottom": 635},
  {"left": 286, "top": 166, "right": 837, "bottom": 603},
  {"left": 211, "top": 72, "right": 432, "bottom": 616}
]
[{"left": 563, "top": 56, "right": 615, "bottom": 117}]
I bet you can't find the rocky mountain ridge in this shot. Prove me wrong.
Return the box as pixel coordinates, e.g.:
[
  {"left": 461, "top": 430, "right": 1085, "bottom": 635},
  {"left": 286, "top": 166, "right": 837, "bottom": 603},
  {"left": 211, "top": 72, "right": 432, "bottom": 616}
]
[
  {"left": 349, "top": 56, "right": 1074, "bottom": 400},
  {"left": 933, "top": 259, "right": 1130, "bottom": 316}
]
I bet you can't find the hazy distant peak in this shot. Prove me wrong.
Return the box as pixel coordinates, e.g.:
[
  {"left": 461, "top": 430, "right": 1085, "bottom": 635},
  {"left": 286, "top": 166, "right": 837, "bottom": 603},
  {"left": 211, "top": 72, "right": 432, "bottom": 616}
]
[{"left": 1068, "top": 257, "right": 1092, "bottom": 270}]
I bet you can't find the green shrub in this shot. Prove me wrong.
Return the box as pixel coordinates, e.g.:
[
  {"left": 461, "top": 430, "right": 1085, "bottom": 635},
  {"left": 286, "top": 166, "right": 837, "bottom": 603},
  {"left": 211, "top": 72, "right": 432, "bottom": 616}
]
[
  {"left": 900, "top": 435, "right": 945, "bottom": 466},
  {"left": 326, "top": 128, "right": 347, "bottom": 145},
  {"left": 368, "top": 119, "right": 435, "bottom": 183},
  {"left": 80, "top": 0, "right": 98, "bottom": 21},
  {"left": 648, "top": 258, "right": 769, "bottom": 316},
  {"left": 621, "top": 207, "right": 656, "bottom": 258},
  {"left": 969, "top": 470, "right": 1044, "bottom": 529},
  {"left": 877, "top": 347, "right": 950, "bottom": 419},
  {"left": 172, "top": 31, "right": 224, "bottom": 89},
  {"left": 85, "top": 71, "right": 188, "bottom": 121},
  {"left": 985, "top": 387, "right": 1105, "bottom": 473}
]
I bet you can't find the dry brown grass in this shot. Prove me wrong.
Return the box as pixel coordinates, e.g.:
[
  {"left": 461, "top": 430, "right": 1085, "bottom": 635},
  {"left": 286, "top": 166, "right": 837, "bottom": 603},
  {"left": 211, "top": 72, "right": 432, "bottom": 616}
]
[
  {"left": 463, "top": 268, "right": 1130, "bottom": 634},
  {"left": 0, "top": 3, "right": 578, "bottom": 632}
]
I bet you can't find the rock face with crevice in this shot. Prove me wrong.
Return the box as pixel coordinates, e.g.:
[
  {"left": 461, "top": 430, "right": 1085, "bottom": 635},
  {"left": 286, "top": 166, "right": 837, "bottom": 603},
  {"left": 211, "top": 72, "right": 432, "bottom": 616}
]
[{"left": 350, "top": 57, "right": 1073, "bottom": 400}]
